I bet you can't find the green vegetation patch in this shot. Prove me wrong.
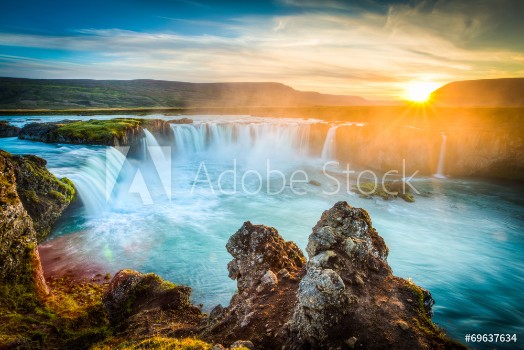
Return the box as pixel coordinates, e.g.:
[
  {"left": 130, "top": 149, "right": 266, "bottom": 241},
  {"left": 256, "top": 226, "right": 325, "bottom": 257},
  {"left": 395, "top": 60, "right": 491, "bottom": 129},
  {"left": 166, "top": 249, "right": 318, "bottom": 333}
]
[
  {"left": 0, "top": 277, "right": 109, "bottom": 349},
  {"left": 56, "top": 118, "right": 143, "bottom": 144},
  {"left": 353, "top": 181, "right": 415, "bottom": 202},
  {"left": 92, "top": 337, "right": 214, "bottom": 350},
  {"left": 403, "top": 281, "right": 466, "bottom": 349}
]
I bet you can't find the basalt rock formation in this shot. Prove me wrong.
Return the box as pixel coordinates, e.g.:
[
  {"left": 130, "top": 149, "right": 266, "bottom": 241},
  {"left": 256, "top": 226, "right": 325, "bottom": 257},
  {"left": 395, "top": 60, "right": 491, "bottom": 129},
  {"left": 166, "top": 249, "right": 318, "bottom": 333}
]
[
  {"left": 202, "top": 222, "right": 306, "bottom": 348},
  {"left": 18, "top": 118, "right": 172, "bottom": 146},
  {"left": 0, "top": 121, "right": 21, "bottom": 137},
  {"left": 0, "top": 150, "right": 75, "bottom": 295},
  {"left": 204, "top": 202, "right": 464, "bottom": 349}
]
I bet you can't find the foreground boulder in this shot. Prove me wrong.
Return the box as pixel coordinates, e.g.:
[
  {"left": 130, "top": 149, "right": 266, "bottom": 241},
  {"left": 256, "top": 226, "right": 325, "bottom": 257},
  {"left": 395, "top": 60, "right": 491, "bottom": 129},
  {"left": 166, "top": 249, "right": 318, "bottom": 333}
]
[
  {"left": 19, "top": 118, "right": 172, "bottom": 146},
  {"left": 103, "top": 269, "right": 205, "bottom": 338},
  {"left": 202, "top": 222, "right": 306, "bottom": 348},
  {"left": 204, "top": 202, "right": 463, "bottom": 349}
]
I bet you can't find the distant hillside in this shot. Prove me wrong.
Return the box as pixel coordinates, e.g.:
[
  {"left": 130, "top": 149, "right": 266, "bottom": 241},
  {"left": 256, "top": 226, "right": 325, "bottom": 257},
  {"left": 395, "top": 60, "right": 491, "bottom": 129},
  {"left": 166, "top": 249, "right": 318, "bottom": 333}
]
[
  {"left": 0, "top": 78, "right": 372, "bottom": 109},
  {"left": 430, "top": 78, "right": 524, "bottom": 107}
]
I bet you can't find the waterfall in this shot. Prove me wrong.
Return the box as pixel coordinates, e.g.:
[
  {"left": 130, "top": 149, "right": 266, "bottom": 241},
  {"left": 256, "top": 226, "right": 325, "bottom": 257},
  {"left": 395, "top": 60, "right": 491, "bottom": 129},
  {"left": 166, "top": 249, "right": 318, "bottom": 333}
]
[
  {"left": 321, "top": 125, "right": 338, "bottom": 160},
  {"left": 170, "top": 122, "right": 314, "bottom": 161},
  {"left": 434, "top": 133, "right": 447, "bottom": 178},
  {"left": 144, "top": 129, "right": 165, "bottom": 160},
  {"left": 70, "top": 147, "right": 127, "bottom": 215},
  {"left": 70, "top": 120, "right": 335, "bottom": 216}
]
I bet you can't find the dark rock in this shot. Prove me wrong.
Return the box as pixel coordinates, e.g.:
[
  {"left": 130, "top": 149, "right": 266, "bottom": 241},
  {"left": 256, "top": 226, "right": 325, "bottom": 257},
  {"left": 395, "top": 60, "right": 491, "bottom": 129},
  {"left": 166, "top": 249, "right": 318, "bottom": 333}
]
[
  {"left": 210, "top": 304, "right": 225, "bottom": 320},
  {"left": 285, "top": 201, "right": 463, "bottom": 349},
  {"left": 103, "top": 269, "right": 204, "bottom": 337},
  {"left": 203, "top": 202, "right": 463, "bottom": 349},
  {"left": 230, "top": 340, "right": 254, "bottom": 349},
  {"left": 18, "top": 120, "right": 76, "bottom": 143},
  {"left": 168, "top": 117, "right": 193, "bottom": 124},
  {"left": 226, "top": 221, "right": 305, "bottom": 293},
  {"left": 202, "top": 221, "right": 306, "bottom": 348},
  {"left": 308, "top": 179, "right": 321, "bottom": 186},
  {"left": 353, "top": 181, "right": 415, "bottom": 202},
  {"left": 0, "top": 121, "right": 21, "bottom": 137}
]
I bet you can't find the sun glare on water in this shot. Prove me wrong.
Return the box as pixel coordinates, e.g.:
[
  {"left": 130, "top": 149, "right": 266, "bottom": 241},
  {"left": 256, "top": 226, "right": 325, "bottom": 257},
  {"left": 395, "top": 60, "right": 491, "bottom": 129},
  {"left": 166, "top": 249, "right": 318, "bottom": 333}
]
[{"left": 405, "top": 82, "right": 440, "bottom": 103}]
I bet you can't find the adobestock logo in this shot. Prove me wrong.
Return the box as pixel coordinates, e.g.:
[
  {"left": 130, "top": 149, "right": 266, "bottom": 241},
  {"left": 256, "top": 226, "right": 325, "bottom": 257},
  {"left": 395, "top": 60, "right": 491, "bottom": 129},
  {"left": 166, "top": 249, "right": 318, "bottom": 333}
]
[{"left": 104, "top": 146, "right": 421, "bottom": 205}]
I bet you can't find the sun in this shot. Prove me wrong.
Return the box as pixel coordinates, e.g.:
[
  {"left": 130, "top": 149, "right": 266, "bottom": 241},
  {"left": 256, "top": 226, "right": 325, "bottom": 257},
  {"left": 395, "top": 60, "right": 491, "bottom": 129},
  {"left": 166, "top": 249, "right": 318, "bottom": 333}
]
[{"left": 405, "top": 82, "right": 440, "bottom": 103}]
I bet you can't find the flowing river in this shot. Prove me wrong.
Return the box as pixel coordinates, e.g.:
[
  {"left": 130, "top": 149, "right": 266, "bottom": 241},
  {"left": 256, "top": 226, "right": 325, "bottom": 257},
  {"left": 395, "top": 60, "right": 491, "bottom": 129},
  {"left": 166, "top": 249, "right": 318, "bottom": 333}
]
[{"left": 1, "top": 114, "right": 523, "bottom": 348}]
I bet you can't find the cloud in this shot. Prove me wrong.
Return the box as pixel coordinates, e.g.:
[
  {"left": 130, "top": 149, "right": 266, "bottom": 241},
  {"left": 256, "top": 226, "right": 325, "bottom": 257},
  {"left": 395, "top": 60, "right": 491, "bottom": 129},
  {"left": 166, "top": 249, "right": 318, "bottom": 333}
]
[{"left": 0, "top": 4, "right": 522, "bottom": 99}]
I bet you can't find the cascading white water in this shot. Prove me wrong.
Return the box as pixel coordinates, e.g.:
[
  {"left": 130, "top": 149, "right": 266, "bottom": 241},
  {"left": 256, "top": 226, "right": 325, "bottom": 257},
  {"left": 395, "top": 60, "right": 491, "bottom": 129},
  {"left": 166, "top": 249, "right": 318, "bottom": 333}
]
[
  {"left": 67, "top": 121, "right": 334, "bottom": 217},
  {"left": 170, "top": 122, "right": 313, "bottom": 161},
  {"left": 434, "top": 133, "right": 447, "bottom": 178},
  {"left": 69, "top": 147, "right": 127, "bottom": 215},
  {"left": 321, "top": 125, "right": 338, "bottom": 160}
]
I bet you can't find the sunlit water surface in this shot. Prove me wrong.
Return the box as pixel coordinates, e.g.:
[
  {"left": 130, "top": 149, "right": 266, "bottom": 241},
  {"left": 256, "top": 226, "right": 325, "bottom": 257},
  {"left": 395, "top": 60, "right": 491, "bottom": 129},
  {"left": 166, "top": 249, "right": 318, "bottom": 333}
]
[{"left": 1, "top": 115, "right": 523, "bottom": 347}]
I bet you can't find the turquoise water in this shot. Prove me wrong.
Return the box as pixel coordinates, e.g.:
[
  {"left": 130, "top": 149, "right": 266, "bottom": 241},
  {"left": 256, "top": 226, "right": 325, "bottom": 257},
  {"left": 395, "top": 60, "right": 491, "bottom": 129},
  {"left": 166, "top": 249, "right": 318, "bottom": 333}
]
[{"left": 1, "top": 115, "right": 523, "bottom": 348}]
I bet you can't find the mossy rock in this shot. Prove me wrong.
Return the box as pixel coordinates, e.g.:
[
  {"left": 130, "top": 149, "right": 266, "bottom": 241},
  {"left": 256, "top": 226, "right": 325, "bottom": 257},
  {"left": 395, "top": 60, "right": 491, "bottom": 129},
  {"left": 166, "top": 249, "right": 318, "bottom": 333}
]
[
  {"left": 0, "top": 278, "right": 110, "bottom": 350},
  {"left": 353, "top": 181, "right": 415, "bottom": 203},
  {"left": 102, "top": 269, "right": 204, "bottom": 335},
  {"left": 19, "top": 118, "right": 172, "bottom": 146},
  {"left": 7, "top": 153, "right": 76, "bottom": 242}
]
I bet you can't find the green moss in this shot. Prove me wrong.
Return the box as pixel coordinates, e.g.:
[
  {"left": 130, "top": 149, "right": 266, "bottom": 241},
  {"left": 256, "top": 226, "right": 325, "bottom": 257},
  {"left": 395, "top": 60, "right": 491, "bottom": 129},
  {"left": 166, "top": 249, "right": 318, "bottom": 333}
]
[
  {"left": 0, "top": 278, "right": 110, "bottom": 350},
  {"left": 59, "top": 177, "right": 76, "bottom": 202},
  {"left": 56, "top": 118, "right": 143, "bottom": 144},
  {"left": 23, "top": 189, "right": 40, "bottom": 203},
  {"left": 48, "top": 189, "right": 65, "bottom": 201},
  {"left": 353, "top": 181, "right": 415, "bottom": 202},
  {"left": 92, "top": 337, "right": 213, "bottom": 350},
  {"left": 404, "top": 281, "right": 466, "bottom": 349}
]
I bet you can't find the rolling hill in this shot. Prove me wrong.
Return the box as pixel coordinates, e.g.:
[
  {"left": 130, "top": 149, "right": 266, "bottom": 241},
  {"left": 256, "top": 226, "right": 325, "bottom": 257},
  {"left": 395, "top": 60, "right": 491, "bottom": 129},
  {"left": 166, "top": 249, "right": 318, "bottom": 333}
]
[
  {"left": 430, "top": 78, "right": 524, "bottom": 107},
  {"left": 0, "top": 78, "right": 372, "bottom": 109}
]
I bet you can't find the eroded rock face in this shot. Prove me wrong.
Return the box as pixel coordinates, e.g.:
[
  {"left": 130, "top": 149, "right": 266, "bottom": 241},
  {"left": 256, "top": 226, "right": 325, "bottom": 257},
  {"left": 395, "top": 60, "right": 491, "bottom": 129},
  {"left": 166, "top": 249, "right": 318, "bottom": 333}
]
[
  {"left": 286, "top": 201, "right": 460, "bottom": 349},
  {"left": 203, "top": 221, "right": 306, "bottom": 348},
  {"left": 103, "top": 269, "right": 204, "bottom": 338},
  {"left": 0, "top": 151, "right": 48, "bottom": 296},
  {"left": 204, "top": 203, "right": 463, "bottom": 349},
  {"left": 226, "top": 221, "right": 305, "bottom": 294}
]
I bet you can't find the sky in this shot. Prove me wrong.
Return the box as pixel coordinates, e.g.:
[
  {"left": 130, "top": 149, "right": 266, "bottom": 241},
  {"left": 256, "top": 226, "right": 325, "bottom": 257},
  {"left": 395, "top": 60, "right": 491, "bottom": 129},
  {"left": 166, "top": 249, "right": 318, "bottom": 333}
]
[{"left": 0, "top": 0, "right": 523, "bottom": 100}]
